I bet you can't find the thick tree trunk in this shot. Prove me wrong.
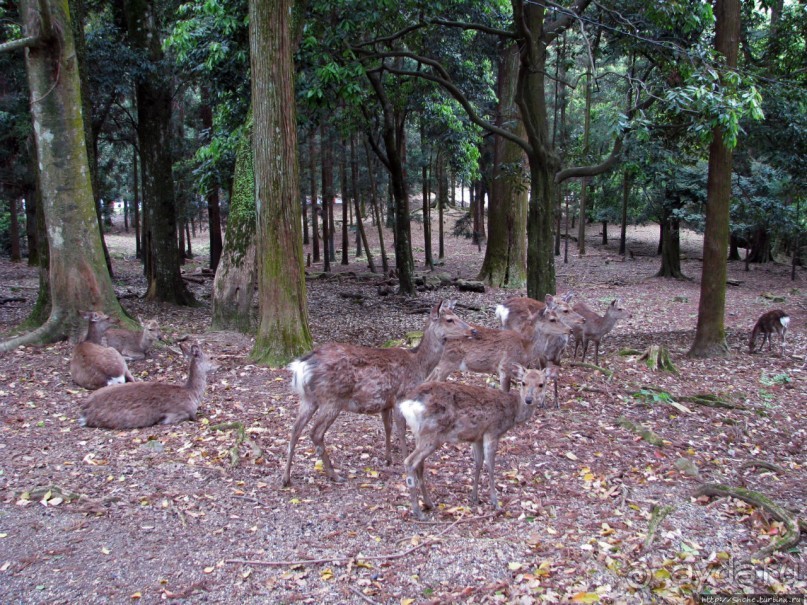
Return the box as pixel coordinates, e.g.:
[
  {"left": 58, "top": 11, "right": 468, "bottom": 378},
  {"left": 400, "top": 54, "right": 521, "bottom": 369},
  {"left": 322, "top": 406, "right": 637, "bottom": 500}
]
[
  {"left": 201, "top": 93, "right": 223, "bottom": 271},
  {"left": 689, "top": 0, "right": 740, "bottom": 358},
  {"left": 2, "top": 0, "right": 126, "bottom": 351},
  {"left": 248, "top": 0, "right": 312, "bottom": 364},
  {"left": 132, "top": 144, "right": 141, "bottom": 259},
  {"left": 655, "top": 216, "right": 685, "bottom": 278},
  {"left": 124, "top": 0, "right": 192, "bottom": 305},
  {"left": 212, "top": 120, "right": 257, "bottom": 333},
  {"left": 320, "top": 126, "right": 332, "bottom": 272},
  {"left": 479, "top": 43, "right": 527, "bottom": 288}
]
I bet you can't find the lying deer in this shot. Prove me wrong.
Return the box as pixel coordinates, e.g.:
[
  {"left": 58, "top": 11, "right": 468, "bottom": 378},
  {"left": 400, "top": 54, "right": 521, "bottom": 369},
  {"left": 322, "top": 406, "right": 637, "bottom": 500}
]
[
  {"left": 283, "top": 300, "right": 477, "bottom": 487},
  {"left": 79, "top": 342, "right": 217, "bottom": 429},
  {"left": 103, "top": 318, "right": 163, "bottom": 360},
  {"left": 572, "top": 299, "right": 630, "bottom": 365},
  {"left": 70, "top": 311, "right": 135, "bottom": 390},
  {"left": 398, "top": 365, "right": 548, "bottom": 520},
  {"left": 749, "top": 309, "right": 790, "bottom": 355}
]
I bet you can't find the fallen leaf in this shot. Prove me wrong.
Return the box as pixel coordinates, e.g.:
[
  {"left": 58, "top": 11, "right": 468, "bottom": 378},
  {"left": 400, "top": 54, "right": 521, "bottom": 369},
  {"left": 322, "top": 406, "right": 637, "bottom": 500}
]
[{"left": 571, "top": 592, "right": 600, "bottom": 603}]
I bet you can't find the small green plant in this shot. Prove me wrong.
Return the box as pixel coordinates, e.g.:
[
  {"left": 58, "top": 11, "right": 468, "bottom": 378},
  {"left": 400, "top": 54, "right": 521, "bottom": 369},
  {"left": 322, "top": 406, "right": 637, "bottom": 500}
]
[
  {"left": 633, "top": 388, "right": 673, "bottom": 405},
  {"left": 760, "top": 372, "right": 791, "bottom": 386}
]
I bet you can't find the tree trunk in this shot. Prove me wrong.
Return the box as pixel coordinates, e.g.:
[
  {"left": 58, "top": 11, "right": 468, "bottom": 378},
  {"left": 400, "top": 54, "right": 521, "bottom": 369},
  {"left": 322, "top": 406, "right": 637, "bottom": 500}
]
[
  {"left": 340, "top": 139, "right": 349, "bottom": 265},
  {"left": 201, "top": 91, "right": 223, "bottom": 272},
  {"left": 367, "top": 70, "right": 415, "bottom": 294},
  {"left": 577, "top": 69, "right": 592, "bottom": 256},
  {"left": 689, "top": 0, "right": 740, "bottom": 358},
  {"left": 747, "top": 227, "right": 773, "bottom": 263},
  {"left": 437, "top": 150, "right": 447, "bottom": 259},
  {"left": 601, "top": 220, "right": 608, "bottom": 245},
  {"left": 479, "top": 42, "right": 527, "bottom": 288},
  {"left": 320, "top": 125, "right": 332, "bottom": 272},
  {"left": 619, "top": 169, "right": 630, "bottom": 256},
  {"left": 1, "top": 0, "right": 127, "bottom": 351},
  {"left": 8, "top": 197, "right": 21, "bottom": 262},
  {"left": 420, "top": 123, "right": 433, "bottom": 269},
  {"left": 350, "top": 138, "right": 374, "bottom": 271},
  {"left": 309, "top": 135, "right": 319, "bottom": 262},
  {"left": 133, "top": 143, "right": 141, "bottom": 259},
  {"left": 24, "top": 184, "right": 39, "bottom": 266},
  {"left": 365, "top": 138, "right": 389, "bottom": 273},
  {"left": 124, "top": 0, "right": 192, "bottom": 305},
  {"left": 655, "top": 214, "right": 685, "bottom": 279},
  {"left": 212, "top": 117, "right": 257, "bottom": 333},
  {"left": 248, "top": 0, "right": 312, "bottom": 365}
]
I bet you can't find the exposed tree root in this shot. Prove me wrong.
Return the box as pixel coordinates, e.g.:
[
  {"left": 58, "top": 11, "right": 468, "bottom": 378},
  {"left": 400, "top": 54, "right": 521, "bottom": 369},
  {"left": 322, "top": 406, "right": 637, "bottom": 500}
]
[
  {"left": 644, "top": 504, "right": 677, "bottom": 551},
  {"left": 740, "top": 460, "right": 787, "bottom": 474},
  {"left": 0, "top": 314, "right": 66, "bottom": 352},
  {"left": 616, "top": 415, "right": 666, "bottom": 447},
  {"left": 210, "top": 422, "right": 263, "bottom": 467},
  {"left": 693, "top": 483, "right": 802, "bottom": 560},
  {"left": 637, "top": 345, "right": 678, "bottom": 373},
  {"left": 678, "top": 393, "right": 749, "bottom": 411},
  {"left": 569, "top": 361, "right": 614, "bottom": 378}
]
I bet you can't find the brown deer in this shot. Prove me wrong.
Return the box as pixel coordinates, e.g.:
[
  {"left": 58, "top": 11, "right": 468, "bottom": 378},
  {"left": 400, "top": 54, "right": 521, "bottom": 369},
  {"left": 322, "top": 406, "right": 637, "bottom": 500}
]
[
  {"left": 428, "top": 307, "right": 566, "bottom": 397},
  {"left": 749, "top": 309, "right": 790, "bottom": 355},
  {"left": 283, "top": 300, "right": 477, "bottom": 487},
  {"left": 102, "top": 318, "right": 163, "bottom": 360},
  {"left": 571, "top": 299, "right": 630, "bottom": 365},
  {"left": 398, "top": 365, "right": 548, "bottom": 519},
  {"left": 70, "top": 312, "right": 135, "bottom": 390},
  {"left": 79, "top": 342, "right": 217, "bottom": 429}
]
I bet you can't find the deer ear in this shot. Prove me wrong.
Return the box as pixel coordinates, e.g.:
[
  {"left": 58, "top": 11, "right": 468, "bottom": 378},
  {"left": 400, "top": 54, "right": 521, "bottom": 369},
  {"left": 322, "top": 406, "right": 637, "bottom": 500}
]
[
  {"left": 512, "top": 363, "right": 526, "bottom": 381},
  {"left": 611, "top": 299, "right": 619, "bottom": 307},
  {"left": 544, "top": 294, "right": 555, "bottom": 304}
]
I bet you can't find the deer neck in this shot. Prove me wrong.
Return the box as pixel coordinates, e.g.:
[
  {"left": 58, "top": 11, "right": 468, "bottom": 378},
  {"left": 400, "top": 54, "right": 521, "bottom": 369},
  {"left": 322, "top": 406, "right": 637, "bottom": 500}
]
[
  {"left": 410, "top": 325, "right": 447, "bottom": 379},
  {"left": 185, "top": 361, "right": 209, "bottom": 398},
  {"left": 601, "top": 312, "right": 620, "bottom": 331},
  {"left": 85, "top": 322, "right": 105, "bottom": 344}
]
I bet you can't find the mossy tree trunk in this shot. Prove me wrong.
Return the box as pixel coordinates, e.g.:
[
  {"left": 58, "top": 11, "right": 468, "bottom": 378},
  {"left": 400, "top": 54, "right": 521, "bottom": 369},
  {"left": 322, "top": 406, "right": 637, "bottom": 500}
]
[
  {"left": 211, "top": 117, "right": 257, "bottom": 333},
  {"left": 248, "top": 0, "right": 312, "bottom": 365},
  {"left": 689, "top": 0, "right": 740, "bottom": 358},
  {"left": 1, "top": 0, "right": 127, "bottom": 351},
  {"left": 479, "top": 43, "right": 527, "bottom": 288}
]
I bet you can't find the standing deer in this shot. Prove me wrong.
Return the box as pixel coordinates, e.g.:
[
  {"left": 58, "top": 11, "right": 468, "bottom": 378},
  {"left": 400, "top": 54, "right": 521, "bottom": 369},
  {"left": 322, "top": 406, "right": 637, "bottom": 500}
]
[
  {"left": 398, "top": 365, "right": 548, "bottom": 519},
  {"left": 283, "top": 300, "right": 477, "bottom": 487},
  {"left": 70, "top": 311, "right": 135, "bottom": 390},
  {"left": 572, "top": 299, "right": 630, "bottom": 365},
  {"left": 103, "top": 318, "right": 163, "bottom": 360},
  {"left": 749, "top": 309, "right": 790, "bottom": 355},
  {"left": 79, "top": 342, "right": 217, "bottom": 429}
]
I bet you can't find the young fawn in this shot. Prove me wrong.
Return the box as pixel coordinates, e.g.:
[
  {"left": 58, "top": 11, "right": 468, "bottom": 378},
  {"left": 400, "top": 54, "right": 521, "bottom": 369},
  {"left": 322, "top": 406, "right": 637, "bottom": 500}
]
[
  {"left": 749, "top": 309, "right": 790, "bottom": 355},
  {"left": 70, "top": 311, "right": 135, "bottom": 390},
  {"left": 103, "top": 318, "right": 163, "bottom": 360},
  {"left": 283, "top": 300, "right": 477, "bottom": 487},
  {"left": 572, "top": 299, "right": 630, "bottom": 365},
  {"left": 79, "top": 342, "right": 217, "bottom": 429},
  {"left": 398, "top": 365, "right": 549, "bottom": 520}
]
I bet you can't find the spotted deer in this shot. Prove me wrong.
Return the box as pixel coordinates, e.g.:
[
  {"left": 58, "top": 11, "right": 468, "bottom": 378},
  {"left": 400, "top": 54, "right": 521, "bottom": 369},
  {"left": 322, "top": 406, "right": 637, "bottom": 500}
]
[
  {"left": 283, "top": 300, "right": 477, "bottom": 487},
  {"left": 749, "top": 309, "right": 790, "bottom": 355},
  {"left": 398, "top": 365, "right": 549, "bottom": 519}
]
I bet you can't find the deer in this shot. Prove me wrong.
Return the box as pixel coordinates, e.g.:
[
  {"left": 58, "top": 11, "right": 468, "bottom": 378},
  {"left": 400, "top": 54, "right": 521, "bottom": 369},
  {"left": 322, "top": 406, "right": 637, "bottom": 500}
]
[
  {"left": 398, "top": 365, "right": 549, "bottom": 520},
  {"left": 571, "top": 298, "right": 630, "bottom": 365},
  {"left": 749, "top": 309, "right": 790, "bottom": 355},
  {"left": 102, "top": 318, "right": 163, "bottom": 360},
  {"left": 283, "top": 300, "right": 477, "bottom": 487},
  {"left": 79, "top": 342, "right": 217, "bottom": 429},
  {"left": 428, "top": 306, "right": 566, "bottom": 399},
  {"left": 70, "top": 311, "right": 135, "bottom": 390}
]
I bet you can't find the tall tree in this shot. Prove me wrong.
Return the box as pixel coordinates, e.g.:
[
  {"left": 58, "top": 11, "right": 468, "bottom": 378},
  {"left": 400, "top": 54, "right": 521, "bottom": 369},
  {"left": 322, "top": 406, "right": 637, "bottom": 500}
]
[
  {"left": 123, "top": 0, "right": 192, "bottom": 304},
  {"left": 1, "top": 0, "right": 128, "bottom": 351},
  {"left": 249, "top": 0, "right": 312, "bottom": 364},
  {"left": 689, "top": 0, "right": 741, "bottom": 357}
]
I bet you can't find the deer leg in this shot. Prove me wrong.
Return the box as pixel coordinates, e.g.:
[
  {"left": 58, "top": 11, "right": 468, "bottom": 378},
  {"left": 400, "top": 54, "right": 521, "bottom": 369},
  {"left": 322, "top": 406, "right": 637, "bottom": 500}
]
[
  {"left": 381, "top": 409, "right": 393, "bottom": 465},
  {"left": 483, "top": 435, "right": 500, "bottom": 510},
  {"left": 470, "top": 440, "right": 484, "bottom": 505},
  {"left": 593, "top": 341, "right": 600, "bottom": 366},
  {"left": 581, "top": 338, "right": 589, "bottom": 362},
  {"left": 282, "top": 398, "right": 318, "bottom": 487},
  {"left": 393, "top": 407, "right": 408, "bottom": 461},
  {"left": 404, "top": 443, "right": 440, "bottom": 519},
  {"left": 499, "top": 368, "right": 511, "bottom": 392},
  {"left": 416, "top": 459, "right": 434, "bottom": 511},
  {"left": 309, "top": 406, "right": 344, "bottom": 482}
]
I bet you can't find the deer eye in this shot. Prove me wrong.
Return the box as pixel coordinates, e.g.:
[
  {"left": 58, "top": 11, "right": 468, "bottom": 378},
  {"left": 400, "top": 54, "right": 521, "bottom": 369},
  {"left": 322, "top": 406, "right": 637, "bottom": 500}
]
[{"left": 446, "top": 318, "right": 454, "bottom": 323}]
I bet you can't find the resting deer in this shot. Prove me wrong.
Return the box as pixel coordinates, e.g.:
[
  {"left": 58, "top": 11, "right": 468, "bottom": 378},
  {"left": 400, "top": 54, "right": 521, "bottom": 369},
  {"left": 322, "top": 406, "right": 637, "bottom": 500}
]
[
  {"left": 572, "top": 299, "right": 630, "bottom": 365},
  {"left": 103, "top": 318, "right": 163, "bottom": 360},
  {"left": 283, "top": 300, "right": 477, "bottom": 487},
  {"left": 749, "top": 309, "right": 790, "bottom": 355},
  {"left": 398, "top": 365, "right": 548, "bottom": 519},
  {"left": 70, "top": 311, "right": 135, "bottom": 390},
  {"left": 79, "top": 342, "right": 217, "bottom": 429}
]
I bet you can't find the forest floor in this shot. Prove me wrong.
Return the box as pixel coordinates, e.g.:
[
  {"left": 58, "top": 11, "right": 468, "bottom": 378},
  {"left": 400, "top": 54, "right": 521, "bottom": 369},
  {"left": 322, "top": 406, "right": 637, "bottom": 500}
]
[{"left": 0, "top": 208, "right": 805, "bottom": 604}]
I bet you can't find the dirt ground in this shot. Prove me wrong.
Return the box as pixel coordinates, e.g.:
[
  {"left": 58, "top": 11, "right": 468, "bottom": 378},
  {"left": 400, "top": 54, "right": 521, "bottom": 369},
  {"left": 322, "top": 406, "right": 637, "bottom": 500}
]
[{"left": 0, "top": 209, "right": 805, "bottom": 604}]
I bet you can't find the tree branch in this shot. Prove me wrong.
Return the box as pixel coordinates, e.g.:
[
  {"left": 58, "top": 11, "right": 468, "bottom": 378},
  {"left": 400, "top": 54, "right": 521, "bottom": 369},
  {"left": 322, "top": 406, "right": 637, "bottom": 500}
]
[
  {"left": 0, "top": 35, "right": 40, "bottom": 54},
  {"left": 426, "top": 18, "right": 517, "bottom": 40},
  {"left": 543, "top": 0, "right": 595, "bottom": 44}
]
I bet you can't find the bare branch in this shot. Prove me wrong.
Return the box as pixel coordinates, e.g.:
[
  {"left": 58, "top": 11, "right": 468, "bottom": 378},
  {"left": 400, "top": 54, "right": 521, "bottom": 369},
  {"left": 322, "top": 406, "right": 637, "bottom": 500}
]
[
  {"left": 354, "top": 22, "right": 429, "bottom": 49},
  {"left": 543, "top": 0, "right": 595, "bottom": 43},
  {"left": 426, "top": 18, "right": 517, "bottom": 40},
  {"left": 0, "top": 35, "right": 40, "bottom": 54}
]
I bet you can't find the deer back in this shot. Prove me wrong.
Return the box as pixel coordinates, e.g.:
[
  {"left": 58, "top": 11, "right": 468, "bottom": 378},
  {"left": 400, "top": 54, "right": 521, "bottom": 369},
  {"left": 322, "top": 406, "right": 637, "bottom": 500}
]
[
  {"left": 435, "top": 324, "right": 532, "bottom": 377},
  {"left": 103, "top": 319, "right": 162, "bottom": 360},
  {"left": 70, "top": 342, "right": 131, "bottom": 390}
]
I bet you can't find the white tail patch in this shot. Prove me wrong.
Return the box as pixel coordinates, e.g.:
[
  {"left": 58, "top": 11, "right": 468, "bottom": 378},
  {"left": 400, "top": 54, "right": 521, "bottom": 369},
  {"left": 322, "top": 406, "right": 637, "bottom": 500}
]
[
  {"left": 780, "top": 316, "right": 790, "bottom": 328},
  {"left": 398, "top": 399, "right": 426, "bottom": 434},
  {"left": 495, "top": 304, "right": 509, "bottom": 326},
  {"left": 107, "top": 375, "right": 126, "bottom": 386},
  {"left": 288, "top": 359, "right": 312, "bottom": 396}
]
